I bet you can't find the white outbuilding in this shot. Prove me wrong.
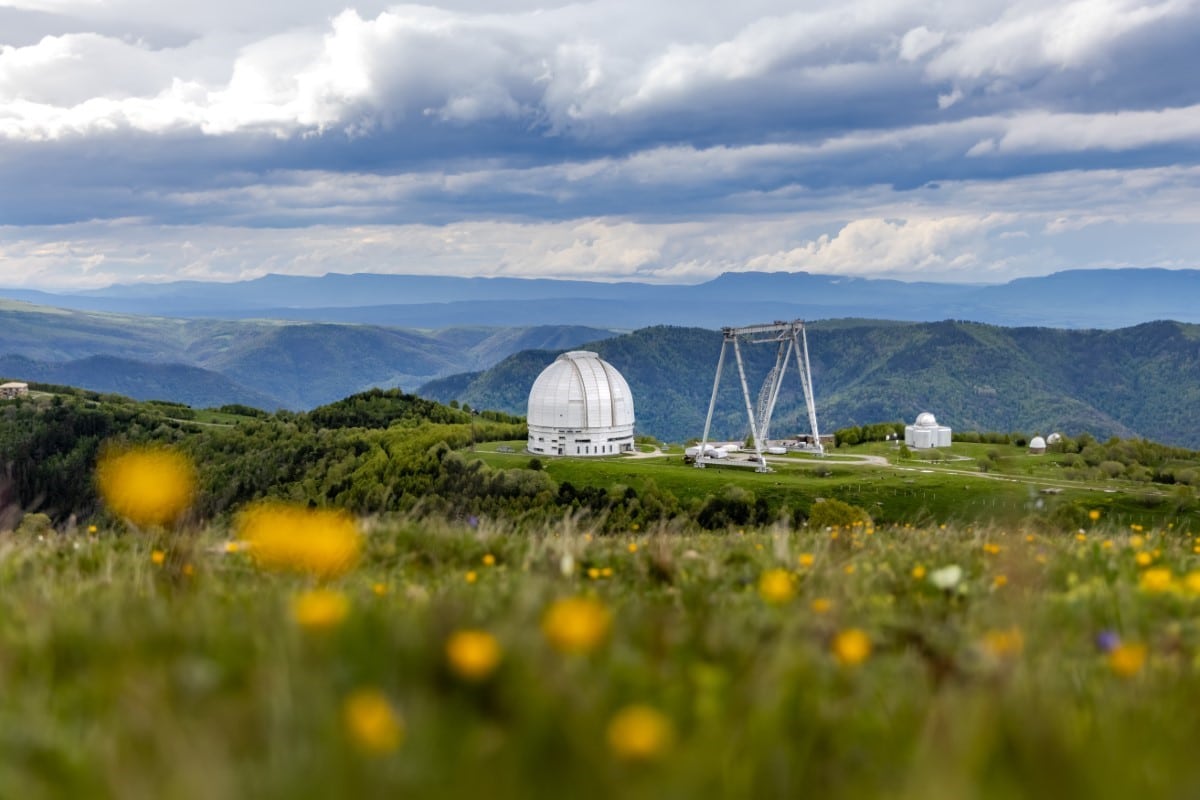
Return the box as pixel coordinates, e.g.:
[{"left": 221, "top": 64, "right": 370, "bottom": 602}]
[
  {"left": 527, "top": 351, "right": 635, "bottom": 457},
  {"left": 1029, "top": 435, "right": 1047, "bottom": 454},
  {"left": 904, "top": 412, "right": 952, "bottom": 449}
]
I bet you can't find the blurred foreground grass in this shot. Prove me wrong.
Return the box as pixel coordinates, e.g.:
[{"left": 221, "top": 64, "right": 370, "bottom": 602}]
[{"left": 4, "top": 516, "right": 1200, "bottom": 799}]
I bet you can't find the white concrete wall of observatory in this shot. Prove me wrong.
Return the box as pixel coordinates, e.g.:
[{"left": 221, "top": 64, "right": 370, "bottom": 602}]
[{"left": 905, "top": 423, "right": 952, "bottom": 449}]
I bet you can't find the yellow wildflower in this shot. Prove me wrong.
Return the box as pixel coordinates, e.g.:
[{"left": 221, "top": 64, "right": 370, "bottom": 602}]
[
  {"left": 810, "top": 597, "right": 833, "bottom": 614},
  {"left": 1108, "top": 643, "right": 1147, "bottom": 678},
  {"left": 992, "top": 574, "right": 1008, "bottom": 589},
  {"left": 982, "top": 543, "right": 1001, "bottom": 555},
  {"left": 542, "top": 597, "right": 612, "bottom": 655},
  {"left": 588, "top": 567, "right": 601, "bottom": 580},
  {"left": 482, "top": 553, "right": 496, "bottom": 567},
  {"left": 1130, "top": 534, "right": 1145, "bottom": 550},
  {"left": 343, "top": 689, "right": 404, "bottom": 754},
  {"left": 1184, "top": 572, "right": 1200, "bottom": 596},
  {"left": 1135, "top": 551, "right": 1153, "bottom": 567},
  {"left": 606, "top": 705, "right": 675, "bottom": 762},
  {"left": 238, "top": 502, "right": 360, "bottom": 579},
  {"left": 798, "top": 553, "right": 815, "bottom": 568},
  {"left": 96, "top": 446, "right": 196, "bottom": 528},
  {"left": 911, "top": 564, "right": 926, "bottom": 580},
  {"left": 758, "top": 569, "right": 796, "bottom": 605},
  {"left": 831, "top": 628, "right": 872, "bottom": 667},
  {"left": 151, "top": 549, "right": 166, "bottom": 566},
  {"left": 1089, "top": 509, "right": 1101, "bottom": 521},
  {"left": 372, "top": 583, "right": 389, "bottom": 597},
  {"left": 465, "top": 570, "right": 478, "bottom": 584},
  {"left": 628, "top": 543, "right": 639, "bottom": 554},
  {"left": 182, "top": 563, "right": 195, "bottom": 577},
  {"left": 1139, "top": 567, "right": 1173, "bottom": 594},
  {"left": 981, "top": 627, "right": 1023, "bottom": 659},
  {"left": 223, "top": 541, "right": 240, "bottom": 553},
  {"left": 1075, "top": 533, "right": 1087, "bottom": 542},
  {"left": 843, "top": 564, "right": 856, "bottom": 575},
  {"left": 291, "top": 589, "right": 350, "bottom": 631},
  {"left": 87, "top": 524, "right": 98, "bottom": 534},
  {"left": 445, "top": 629, "right": 503, "bottom": 682},
  {"left": 601, "top": 567, "right": 613, "bottom": 578}
]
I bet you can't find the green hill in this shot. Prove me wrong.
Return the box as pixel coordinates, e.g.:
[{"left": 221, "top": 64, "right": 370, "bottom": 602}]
[
  {"left": 419, "top": 320, "right": 1200, "bottom": 448},
  {"left": 0, "top": 299, "right": 615, "bottom": 408}
]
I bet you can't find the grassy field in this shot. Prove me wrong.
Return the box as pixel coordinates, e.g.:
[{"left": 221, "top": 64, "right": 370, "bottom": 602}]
[
  {"left": 7, "top": 511, "right": 1200, "bottom": 798},
  {"left": 471, "top": 442, "right": 1199, "bottom": 533}
]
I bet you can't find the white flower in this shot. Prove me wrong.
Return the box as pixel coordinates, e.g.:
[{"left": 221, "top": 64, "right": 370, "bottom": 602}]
[{"left": 929, "top": 564, "right": 963, "bottom": 590}]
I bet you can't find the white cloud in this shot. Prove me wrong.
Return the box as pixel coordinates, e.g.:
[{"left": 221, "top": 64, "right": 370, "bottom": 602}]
[{"left": 899, "top": 26, "right": 944, "bottom": 61}]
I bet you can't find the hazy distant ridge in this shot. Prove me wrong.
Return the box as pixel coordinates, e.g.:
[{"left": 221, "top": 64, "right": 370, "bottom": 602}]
[{"left": 4, "top": 268, "right": 1198, "bottom": 329}]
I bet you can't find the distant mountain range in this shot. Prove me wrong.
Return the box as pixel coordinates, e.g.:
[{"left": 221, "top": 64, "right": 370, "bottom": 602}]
[
  {"left": 419, "top": 320, "right": 1200, "bottom": 449},
  {"left": 0, "top": 299, "right": 613, "bottom": 409},
  {"left": 4, "top": 268, "right": 1199, "bottom": 329}
]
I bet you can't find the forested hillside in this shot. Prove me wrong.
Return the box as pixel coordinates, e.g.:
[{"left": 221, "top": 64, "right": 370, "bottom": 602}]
[
  {"left": 419, "top": 320, "right": 1200, "bottom": 448},
  {"left": 0, "top": 299, "right": 613, "bottom": 408}
]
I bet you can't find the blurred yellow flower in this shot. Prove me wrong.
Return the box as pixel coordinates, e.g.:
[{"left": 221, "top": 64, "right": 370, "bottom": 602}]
[
  {"left": 482, "top": 553, "right": 496, "bottom": 567},
  {"left": 1130, "top": 534, "right": 1146, "bottom": 550},
  {"left": 982, "top": 543, "right": 1001, "bottom": 555},
  {"left": 798, "top": 553, "right": 815, "bottom": 568},
  {"left": 542, "top": 597, "right": 611, "bottom": 655},
  {"left": 1139, "top": 568, "right": 1173, "bottom": 594},
  {"left": 1089, "top": 509, "right": 1102, "bottom": 521},
  {"left": 832, "top": 628, "right": 872, "bottom": 667},
  {"left": 992, "top": 574, "right": 1008, "bottom": 589},
  {"left": 237, "top": 502, "right": 360, "bottom": 579},
  {"left": 465, "top": 570, "right": 478, "bottom": 584},
  {"left": 1074, "top": 533, "right": 1087, "bottom": 542},
  {"left": 372, "top": 582, "right": 389, "bottom": 597},
  {"left": 588, "top": 567, "right": 601, "bottom": 580},
  {"left": 1135, "top": 551, "right": 1153, "bottom": 567},
  {"left": 758, "top": 569, "right": 796, "bottom": 605},
  {"left": 981, "top": 627, "right": 1024, "bottom": 659},
  {"left": 810, "top": 597, "right": 832, "bottom": 614},
  {"left": 445, "top": 629, "right": 502, "bottom": 682},
  {"left": 606, "top": 705, "right": 675, "bottom": 762},
  {"left": 223, "top": 541, "right": 240, "bottom": 553},
  {"left": 182, "top": 563, "right": 195, "bottom": 577},
  {"left": 843, "top": 564, "right": 856, "bottom": 575},
  {"left": 628, "top": 543, "right": 639, "bottom": 554},
  {"left": 96, "top": 446, "right": 196, "bottom": 528},
  {"left": 87, "top": 524, "right": 98, "bottom": 534},
  {"left": 1184, "top": 572, "right": 1200, "bottom": 596},
  {"left": 1108, "top": 643, "right": 1147, "bottom": 678},
  {"left": 911, "top": 564, "right": 926, "bottom": 580},
  {"left": 291, "top": 589, "right": 350, "bottom": 631},
  {"left": 343, "top": 689, "right": 404, "bottom": 754},
  {"left": 600, "top": 567, "right": 613, "bottom": 578},
  {"left": 151, "top": 549, "right": 166, "bottom": 566}
]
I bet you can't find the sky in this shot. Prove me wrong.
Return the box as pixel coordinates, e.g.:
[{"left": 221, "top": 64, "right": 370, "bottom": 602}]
[{"left": 2, "top": 0, "right": 1200, "bottom": 289}]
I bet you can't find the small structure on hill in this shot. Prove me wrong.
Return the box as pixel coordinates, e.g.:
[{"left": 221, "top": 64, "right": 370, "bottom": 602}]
[
  {"left": 0, "top": 382, "right": 29, "bottom": 400},
  {"left": 1028, "top": 435, "right": 1047, "bottom": 455},
  {"left": 1047, "top": 432, "right": 1063, "bottom": 446},
  {"left": 905, "top": 412, "right": 952, "bottom": 449},
  {"left": 527, "top": 351, "right": 635, "bottom": 457}
]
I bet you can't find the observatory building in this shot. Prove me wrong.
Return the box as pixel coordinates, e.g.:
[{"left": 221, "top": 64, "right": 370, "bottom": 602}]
[
  {"left": 905, "top": 412, "right": 952, "bottom": 449},
  {"left": 527, "top": 351, "right": 635, "bottom": 457}
]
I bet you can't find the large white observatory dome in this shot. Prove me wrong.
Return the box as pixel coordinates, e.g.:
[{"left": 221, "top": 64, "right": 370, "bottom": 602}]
[{"left": 527, "top": 351, "right": 636, "bottom": 457}]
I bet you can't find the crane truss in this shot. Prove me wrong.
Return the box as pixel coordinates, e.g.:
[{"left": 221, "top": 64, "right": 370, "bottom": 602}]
[{"left": 695, "top": 320, "right": 822, "bottom": 473}]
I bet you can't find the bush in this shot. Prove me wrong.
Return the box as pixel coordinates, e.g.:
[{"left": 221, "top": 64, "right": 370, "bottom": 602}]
[{"left": 806, "top": 498, "right": 871, "bottom": 530}]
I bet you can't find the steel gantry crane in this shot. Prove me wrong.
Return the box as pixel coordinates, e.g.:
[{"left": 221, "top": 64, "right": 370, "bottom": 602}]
[{"left": 695, "top": 320, "right": 822, "bottom": 473}]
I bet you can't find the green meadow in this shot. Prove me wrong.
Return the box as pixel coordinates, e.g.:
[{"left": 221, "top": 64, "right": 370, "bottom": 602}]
[{"left": 5, "top": 515, "right": 1200, "bottom": 798}]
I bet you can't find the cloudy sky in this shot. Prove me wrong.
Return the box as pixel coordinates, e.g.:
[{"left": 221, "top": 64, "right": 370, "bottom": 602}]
[{"left": 2, "top": 0, "right": 1200, "bottom": 289}]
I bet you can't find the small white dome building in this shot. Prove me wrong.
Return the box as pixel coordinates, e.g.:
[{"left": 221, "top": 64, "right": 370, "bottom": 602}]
[
  {"left": 1029, "top": 435, "right": 1047, "bottom": 454},
  {"left": 905, "top": 412, "right": 952, "bottom": 449},
  {"left": 527, "top": 351, "right": 635, "bottom": 457}
]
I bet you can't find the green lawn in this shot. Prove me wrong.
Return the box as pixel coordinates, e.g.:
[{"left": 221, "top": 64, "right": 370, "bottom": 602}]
[{"left": 470, "top": 441, "right": 1199, "bottom": 532}]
